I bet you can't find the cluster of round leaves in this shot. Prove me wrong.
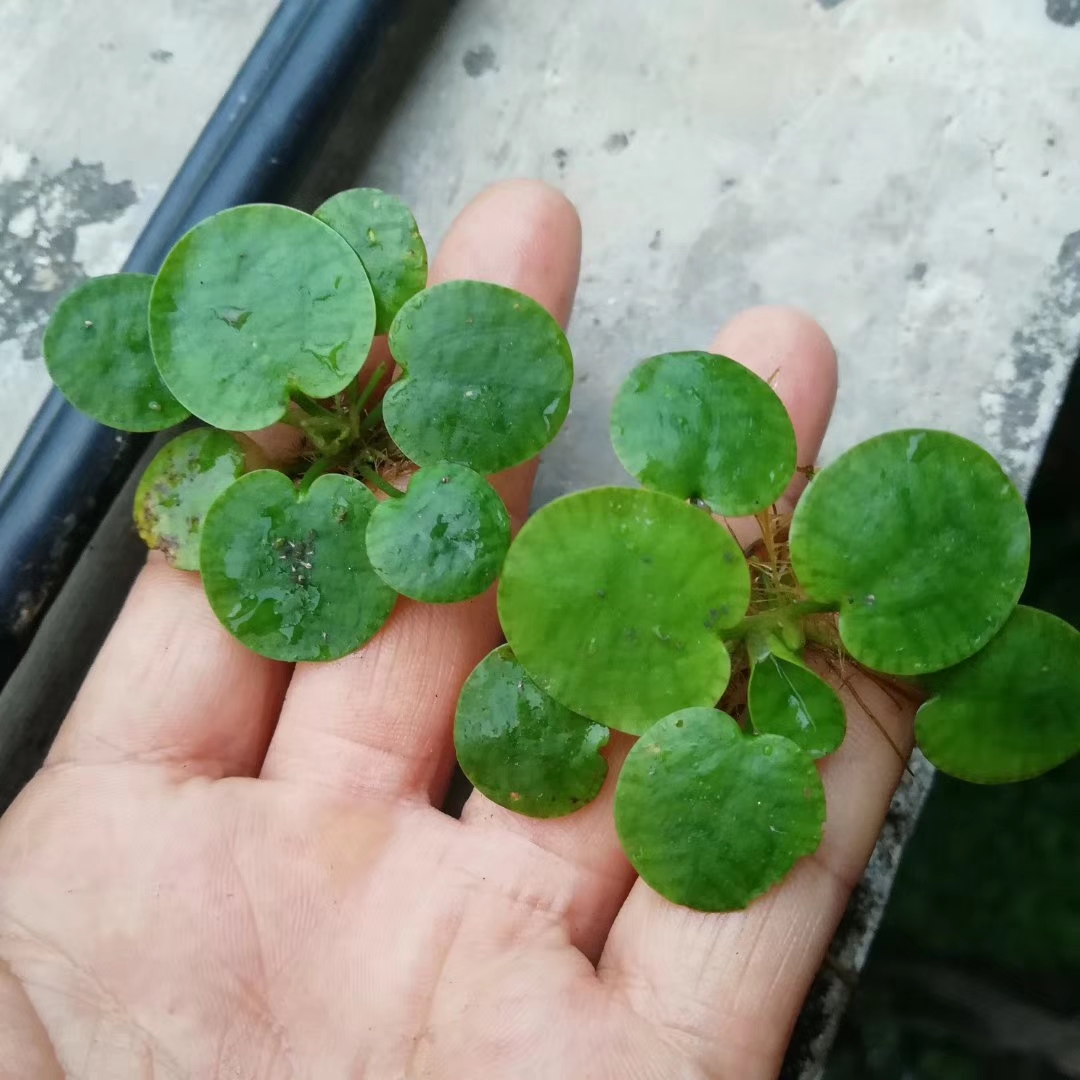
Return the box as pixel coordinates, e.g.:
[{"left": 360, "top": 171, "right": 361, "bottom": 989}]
[
  {"left": 45, "top": 189, "right": 572, "bottom": 663},
  {"left": 45, "top": 190, "right": 1080, "bottom": 916},
  {"left": 462, "top": 352, "right": 1080, "bottom": 912}
]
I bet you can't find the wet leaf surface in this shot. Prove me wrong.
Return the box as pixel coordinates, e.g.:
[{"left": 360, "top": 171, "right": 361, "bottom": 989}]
[
  {"left": 315, "top": 188, "right": 427, "bottom": 334},
  {"left": 385, "top": 280, "right": 573, "bottom": 473},
  {"left": 611, "top": 351, "right": 797, "bottom": 515},
  {"left": 747, "top": 651, "right": 846, "bottom": 759},
  {"left": 200, "top": 470, "right": 396, "bottom": 661},
  {"left": 44, "top": 273, "right": 188, "bottom": 431},
  {"left": 149, "top": 205, "right": 376, "bottom": 431},
  {"left": 454, "top": 645, "right": 609, "bottom": 818},
  {"left": 498, "top": 487, "right": 749, "bottom": 733},
  {"left": 917, "top": 605, "right": 1080, "bottom": 783},
  {"left": 134, "top": 428, "right": 247, "bottom": 570},
  {"left": 790, "top": 429, "right": 1030, "bottom": 675},
  {"left": 615, "top": 708, "right": 826, "bottom": 911},
  {"left": 366, "top": 462, "right": 511, "bottom": 603}
]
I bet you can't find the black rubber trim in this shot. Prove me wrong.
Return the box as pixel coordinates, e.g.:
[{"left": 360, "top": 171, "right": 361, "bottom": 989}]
[{"left": 0, "top": 0, "right": 403, "bottom": 685}]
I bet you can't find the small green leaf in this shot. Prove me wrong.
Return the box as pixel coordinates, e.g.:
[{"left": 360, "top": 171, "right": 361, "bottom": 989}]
[
  {"left": 748, "top": 652, "right": 846, "bottom": 759},
  {"left": 611, "top": 351, "right": 797, "bottom": 516},
  {"left": 498, "top": 487, "right": 749, "bottom": 734},
  {"left": 789, "top": 429, "right": 1030, "bottom": 675},
  {"left": 133, "top": 429, "right": 247, "bottom": 570},
  {"left": 454, "top": 645, "right": 609, "bottom": 818},
  {"left": 385, "top": 280, "right": 573, "bottom": 473},
  {"left": 916, "top": 605, "right": 1080, "bottom": 783},
  {"left": 365, "top": 462, "right": 511, "bottom": 603},
  {"left": 200, "top": 470, "right": 396, "bottom": 661},
  {"left": 149, "top": 205, "right": 376, "bottom": 431},
  {"left": 43, "top": 273, "right": 189, "bottom": 431},
  {"left": 314, "top": 188, "right": 427, "bottom": 334},
  {"left": 614, "top": 708, "right": 825, "bottom": 912}
]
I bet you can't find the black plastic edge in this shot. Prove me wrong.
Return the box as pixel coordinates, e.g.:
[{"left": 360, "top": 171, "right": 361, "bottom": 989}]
[{"left": 0, "top": 0, "right": 404, "bottom": 685}]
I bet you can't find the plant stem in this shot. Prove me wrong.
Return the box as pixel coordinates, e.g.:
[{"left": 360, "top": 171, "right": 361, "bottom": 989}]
[
  {"left": 721, "top": 599, "right": 839, "bottom": 642},
  {"left": 755, "top": 507, "right": 778, "bottom": 571},
  {"left": 353, "top": 362, "right": 386, "bottom": 418},
  {"left": 358, "top": 400, "right": 384, "bottom": 435},
  {"left": 359, "top": 464, "right": 403, "bottom": 499},
  {"left": 298, "top": 456, "right": 337, "bottom": 494},
  {"left": 291, "top": 391, "right": 337, "bottom": 419}
]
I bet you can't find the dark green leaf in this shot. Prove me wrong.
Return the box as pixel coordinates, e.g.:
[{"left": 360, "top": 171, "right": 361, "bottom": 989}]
[
  {"left": 43, "top": 273, "right": 189, "bottom": 431},
  {"left": 384, "top": 280, "right": 573, "bottom": 473},
  {"left": 365, "top": 462, "right": 511, "bottom": 603},
  {"left": 200, "top": 470, "right": 396, "bottom": 661},
  {"left": 133, "top": 428, "right": 247, "bottom": 570},
  {"left": 789, "top": 429, "right": 1029, "bottom": 675},
  {"left": 454, "top": 645, "right": 609, "bottom": 818},
  {"left": 916, "top": 605, "right": 1080, "bottom": 783},
  {"left": 314, "top": 188, "right": 427, "bottom": 335},
  {"left": 498, "top": 487, "right": 749, "bottom": 734},
  {"left": 611, "top": 351, "right": 797, "bottom": 515},
  {"left": 149, "top": 205, "right": 376, "bottom": 431},
  {"left": 748, "top": 651, "right": 846, "bottom": 759},
  {"left": 614, "top": 708, "right": 825, "bottom": 912}
]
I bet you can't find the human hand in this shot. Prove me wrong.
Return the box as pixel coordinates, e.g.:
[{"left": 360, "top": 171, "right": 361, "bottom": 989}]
[{"left": 0, "top": 180, "right": 914, "bottom": 1080}]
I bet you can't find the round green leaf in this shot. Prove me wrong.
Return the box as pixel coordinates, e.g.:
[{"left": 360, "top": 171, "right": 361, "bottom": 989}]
[
  {"left": 611, "top": 351, "right": 797, "bottom": 516},
  {"left": 43, "top": 273, "right": 189, "bottom": 431},
  {"left": 748, "top": 652, "right": 846, "bottom": 759},
  {"left": 314, "top": 188, "right": 427, "bottom": 335},
  {"left": 614, "top": 708, "right": 826, "bottom": 912},
  {"left": 200, "top": 470, "right": 396, "bottom": 661},
  {"left": 133, "top": 428, "right": 247, "bottom": 570},
  {"left": 498, "top": 487, "right": 749, "bottom": 734},
  {"left": 149, "top": 204, "right": 376, "bottom": 431},
  {"left": 789, "top": 429, "right": 1030, "bottom": 676},
  {"left": 384, "top": 280, "right": 573, "bottom": 473},
  {"left": 365, "top": 462, "right": 511, "bottom": 603},
  {"left": 916, "top": 605, "right": 1080, "bottom": 783},
  {"left": 454, "top": 645, "right": 610, "bottom": 818}
]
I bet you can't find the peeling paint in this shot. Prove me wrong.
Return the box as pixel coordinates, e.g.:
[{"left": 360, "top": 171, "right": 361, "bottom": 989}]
[
  {"left": 0, "top": 152, "right": 135, "bottom": 361},
  {"left": 982, "top": 231, "right": 1080, "bottom": 487}
]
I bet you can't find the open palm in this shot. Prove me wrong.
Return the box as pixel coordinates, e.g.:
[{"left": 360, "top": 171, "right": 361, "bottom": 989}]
[{"left": 0, "top": 181, "right": 913, "bottom": 1080}]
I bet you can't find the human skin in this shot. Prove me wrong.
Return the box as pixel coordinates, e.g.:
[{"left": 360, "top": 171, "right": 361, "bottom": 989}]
[{"left": 0, "top": 180, "right": 912, "bottom": 1080}]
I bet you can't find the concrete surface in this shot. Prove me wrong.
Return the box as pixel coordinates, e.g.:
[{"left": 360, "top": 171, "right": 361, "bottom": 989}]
[
  {"left": 363, "top": 0, "right": 1080, "bottom": 504},
  {"left": 0, "top": 0, "right": 277, "bottom": 469},
  {"left": 2, "top": 1, "right": 1079, "bottom": 1078}
]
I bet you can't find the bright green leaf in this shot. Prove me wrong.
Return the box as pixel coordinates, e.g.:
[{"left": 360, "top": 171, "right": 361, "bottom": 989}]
[
  {"left": 200, "top": 470, "right": 396, "bottom": 661},
  {"left": 365, "top": 462, "right": 511, "bottom": 603},
  {"left": 748, "top": 652, "right": 846, "bottom": 759},
  {"left": 789, "top": 429, "right": 1030, "bottom": 675},
  {"left": 916, "top": 605, "right": 1080, "bottom": 783},
  {"left": 43, "top": 273, "right": 189, "bottom": 431},
  {"left": 384, "top": 280, "right": 573, "bottom": 473},
  {"left": 614, "top": 708, "right": 825, "bottom": 912},
  {"left": 454, "top": 645, "right": 609, "bottom": 818},
  {"left": 149, "top": 205, "right": 376, "bottom": 431},
  {"left": 611, "top": 351, "right": 797, "bottom": 516},
  {"left": 314, "top": 188, "right": 427, "bottom": 335},
  {"left": 498, "top": 487, "right": 749, "bottom": 734},
  {"left": 133, "top": 428, "right": 247, "bottom": 570}
]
